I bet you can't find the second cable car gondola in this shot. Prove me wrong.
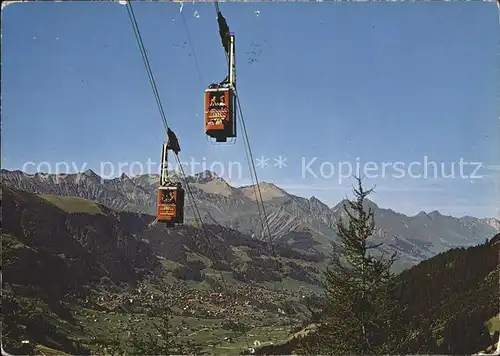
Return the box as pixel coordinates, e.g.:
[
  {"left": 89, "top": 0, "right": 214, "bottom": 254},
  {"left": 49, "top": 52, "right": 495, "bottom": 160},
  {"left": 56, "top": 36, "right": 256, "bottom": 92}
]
[
  {"left": 156, "top": 131, "right": 184, "bottom": 227},
  {"left": 157, "top": 182, "right": 184, "bottom": 227}
]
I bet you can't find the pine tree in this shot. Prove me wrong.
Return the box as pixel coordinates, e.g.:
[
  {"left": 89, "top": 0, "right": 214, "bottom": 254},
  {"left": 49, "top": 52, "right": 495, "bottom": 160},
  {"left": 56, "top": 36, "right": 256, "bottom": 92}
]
[{"left": 298, "top": 177, "right": 407, "bottom": 354}]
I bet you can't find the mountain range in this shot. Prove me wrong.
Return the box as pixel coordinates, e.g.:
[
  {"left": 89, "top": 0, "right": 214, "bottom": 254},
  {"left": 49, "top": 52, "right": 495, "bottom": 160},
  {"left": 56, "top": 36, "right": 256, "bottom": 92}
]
[{"left": 2, "top": 168, "right": 499, "bottom": 270}]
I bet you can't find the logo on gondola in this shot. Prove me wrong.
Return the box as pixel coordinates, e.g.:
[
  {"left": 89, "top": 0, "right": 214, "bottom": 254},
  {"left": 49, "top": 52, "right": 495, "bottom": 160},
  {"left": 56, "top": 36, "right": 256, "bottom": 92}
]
[
  {"left": 161, "top": 190, "right": 177, "bottom": 204},
  {"left": 206, "top": 91, "right": 231, "bottom": 127},
  {"left": 207, "top": 93, "right": 229, "bottom": 126},
  {"left": 209, "top": 93, "right": 227, "bottom": 107}
]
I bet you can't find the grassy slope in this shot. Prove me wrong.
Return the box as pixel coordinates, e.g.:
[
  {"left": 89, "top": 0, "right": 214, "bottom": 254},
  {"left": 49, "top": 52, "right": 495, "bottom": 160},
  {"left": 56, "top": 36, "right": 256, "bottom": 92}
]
[
  {"left": 14, "top": 189, "right": 497, "bottom": 355},
  {"left": 2, "top": 189, "right": 319, "bottom": 355},
  {"left": 38, "top": 194, "right": 104, "bottom": 215}
]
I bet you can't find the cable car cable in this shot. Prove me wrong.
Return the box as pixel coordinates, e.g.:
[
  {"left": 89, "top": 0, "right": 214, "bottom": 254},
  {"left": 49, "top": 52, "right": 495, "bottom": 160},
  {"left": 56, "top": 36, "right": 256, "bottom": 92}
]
[
  {"left": 175, "top": 153, "right": 251, "bottom": 350},
  {"left": 180, "top": 10, "right": 204, "bottom": 84},
  {"left": 126, "top": 0, "right": 204, "bottom": 231},
  {"left": 126, "top": 2, "right": 169, "bottom": 132},
  {"left": 177, "top": 152, "right": 250, "bottom": 349},
  {"left": 211, "top": 2, "right": 274, "bottom": 259},
  {"left": 214, "top": 32, "right": 282, "bottom": 298},
  {"left": 126, "top": 0, "right": 222, "bottom": 289},
  {"left": 208, "top": 7, "right": 278, "bottom": 286},
  {"left": 213, "top": 1, "right": 292, "bottom": 329},
  {"left": 212, "top": 1, "right": 293, "bottom": 334},
  {"left": 127, "top": 2, "right": 227, "bottom": 277},
  {"left": 176, "top": 7, "right": 253, "bottom": 348},
  {"left": 178, "top": 4, "right": 284, "bottom": 346},
  {"left": 213, "top": 0, "right": 286, "bottom": 294},
  {"left": 212, "top": 3, "right": 279, "bottom": 289},
  {"left": 176, "top": 154, "right": 251, "bottom": 350},
  {"left": 234, "top": 89, "right": 293, "bottom": 333},
  {"left": 126, "top": 2, "right": 251, "bottom": 349}
]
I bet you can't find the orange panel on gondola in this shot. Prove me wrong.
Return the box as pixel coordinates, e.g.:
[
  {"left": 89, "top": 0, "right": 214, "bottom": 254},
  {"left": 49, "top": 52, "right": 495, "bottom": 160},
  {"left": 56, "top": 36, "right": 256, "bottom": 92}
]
[
  {"left": 204, "top": 86, "right": 236, "bottom": 142},
  {"left": 157, "top": 185, "right": 184, "bottom": 226}
]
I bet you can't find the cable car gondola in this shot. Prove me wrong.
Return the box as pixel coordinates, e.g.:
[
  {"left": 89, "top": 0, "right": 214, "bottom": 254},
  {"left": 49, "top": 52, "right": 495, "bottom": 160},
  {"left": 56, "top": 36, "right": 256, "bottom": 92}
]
[
  {"left": 157, "top": 182, "right": 184, "bottom": 227},
  {"left": 204, "top": 80, "right": 236, "bottom": 143},
  {"left": 156, "top": 131, "right": 184, "bottom": 227},
  {"left": 205, "top": 11, "right": 236, "bottom": 143}
]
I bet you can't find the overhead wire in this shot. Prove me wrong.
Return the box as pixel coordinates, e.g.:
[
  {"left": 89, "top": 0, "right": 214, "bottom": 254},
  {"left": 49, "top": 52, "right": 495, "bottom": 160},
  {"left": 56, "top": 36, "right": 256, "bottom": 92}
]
[
  {"left": 212, "top": 0, "right": 293, "bottom": 334},
  {"left": 190, "top": 1, "right": 336, "bottom": 235},
  {"left": 213, "top": 7, "right": 276, "bottom": 263},
  {"left": 125, "top": 0, "right": 250, "bottom": 349},
  {"left": 177, "top": 4, "right": 253, "bottom": 348},
  {"left": 192, "top": 3, "right": 345, "bottom": 333},
  {"left": 179, "top": 7, "right": 235, "bottom": 148},
  {"left": 212, "top": 2, "right": 277, "bottom": 288},
  {"left": 207, "top": 1, "right": 276, "bottom": 248},
  {"left": 234, "top": 86, "right": 293, "bottom": 333},
  {"left": 126, "top": 1, "right": 169, "bottom": 132},
  {"left": 181, "top": 0, "right": 293, "bottom": 339},
  {"left": 180, "top": 9, "right": 204, "bottom": 84}
]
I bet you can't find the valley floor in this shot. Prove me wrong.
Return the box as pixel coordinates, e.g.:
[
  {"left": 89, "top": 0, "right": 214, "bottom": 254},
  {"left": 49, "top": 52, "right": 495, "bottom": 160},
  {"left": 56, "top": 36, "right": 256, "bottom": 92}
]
[{"left": 3, "top": 275, "right": 313, "bottom": 355}]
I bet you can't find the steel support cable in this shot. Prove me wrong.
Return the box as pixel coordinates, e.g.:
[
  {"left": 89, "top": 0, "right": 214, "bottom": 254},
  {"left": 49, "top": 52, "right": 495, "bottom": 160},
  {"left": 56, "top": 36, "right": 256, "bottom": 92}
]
[
  {"left": 126, "top": 2, "right": 169, "bottom": 132},
  {"left": 125, "top": 0, "right": 230, "bottom": 298},
  {"left": 175, "top": 154, "right": 251, "bottom": 350},
  {"left": 176, "top": 9, "right": 252, "bottom": 349},
  {"left": 174, "top": 157, "right": 251, "bottom": 350},
  {"left": 212, "top": 2, "right": 272, "bottom": 273},
  {"left": 174, "top": 155, "right": 223, "bottom": 268},
  {"left": 177, "top": 153, "right": 250, "bottom": 350},
  {"left": 234, "top": 91, "right": 293, "bottom": 332},
  {"left": 180, "top": 10, "right": 204, "bottom": 84},
  {"left": 212, "top": 5, "right": 323, "bottom": 332},
  {"left": 179, "top": 8, "right": 232, "bottom": 146},
  {"left": 212, "top": 1, "right": 285, "bottom": 290},
  {"left": 181, "top": 4, "right": 268, "bottom": 284},
  {"left": 126, "top": 3, "right": 251, "bottom": 349},
  {"left": 127, "top": 2, "right": 201, "bottom": 224},
  {"left": 126, "top": 0, "right": 206, "bottom": 229},
  {"left": 213, "top": 2, "right": 292, "bottom": 334},
  {"left": 236, "top": 100, "right": 280, "bottom": 289},
  {"left": 212, "top": 2, "right": 274, "bottom": 254},
  {"left": 235, "top": 78, "right": 293, "bottom": 338},
  {"left": 174, "top": 0, "right": 292, "bottom": 339},
  {"left": 181, "top": 1, "right": 294, "bottom": 342}
]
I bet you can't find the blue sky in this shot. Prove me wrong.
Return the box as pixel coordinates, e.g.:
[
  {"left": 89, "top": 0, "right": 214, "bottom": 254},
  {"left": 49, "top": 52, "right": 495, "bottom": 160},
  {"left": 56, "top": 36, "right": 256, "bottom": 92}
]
[{"left": 2, "top": 1, "right": 499, "bottom": 218}]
